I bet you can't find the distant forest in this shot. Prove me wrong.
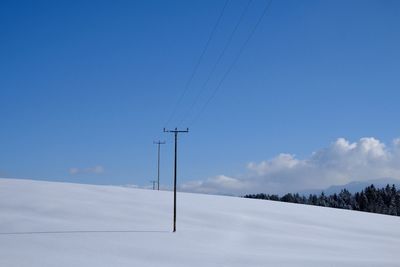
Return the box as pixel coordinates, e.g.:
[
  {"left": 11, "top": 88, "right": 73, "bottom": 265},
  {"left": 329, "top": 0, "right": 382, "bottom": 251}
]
[{"left": 244, "top": 184, "right": 400, "bottom": 217}]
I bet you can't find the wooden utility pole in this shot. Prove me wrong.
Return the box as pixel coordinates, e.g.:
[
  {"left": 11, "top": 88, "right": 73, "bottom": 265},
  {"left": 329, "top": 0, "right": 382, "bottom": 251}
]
[
  {"left": 153, "top": 141, "right": 165, "bottom": 190},
  {"left": 163, "top": 127, "right": 189, "bottom": 232},
  {"left": 150, "top": 180, "right": 157, "bottom": 190}
]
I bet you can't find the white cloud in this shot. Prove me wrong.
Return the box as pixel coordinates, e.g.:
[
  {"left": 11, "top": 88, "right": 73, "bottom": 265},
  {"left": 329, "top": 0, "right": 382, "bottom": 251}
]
[
  {"left": 181, "top": 137, "right": 400, "bottom": 195},
  {"left": 69, "top": 165, "right": 104, "bottom": 175},
  {"left": 181, "top": 175, "right": 250, "bottom": 195}
]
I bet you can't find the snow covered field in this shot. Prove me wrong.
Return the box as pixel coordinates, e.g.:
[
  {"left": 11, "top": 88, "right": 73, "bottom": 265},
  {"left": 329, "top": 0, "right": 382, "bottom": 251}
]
[{"left": 0, "top": 178, "right": 399, "bottom": 266}]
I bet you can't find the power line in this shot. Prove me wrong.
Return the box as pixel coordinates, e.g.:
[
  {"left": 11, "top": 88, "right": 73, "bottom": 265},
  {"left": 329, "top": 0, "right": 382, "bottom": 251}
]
[
  {"left": 188, "top": 0, "right": 274, "bottom": 127},
  {"left": 163, "top": 0, "right": 230, "bottom": 128},
  {"left": 177, "top": 0, "right": 253, "bottom": 127}
]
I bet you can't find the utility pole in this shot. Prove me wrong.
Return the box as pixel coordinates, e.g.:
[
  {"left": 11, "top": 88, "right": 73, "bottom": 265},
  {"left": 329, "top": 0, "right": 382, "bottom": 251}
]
[
  {"left": 163, "top": 127, "right": 189, "bottom": 232},
  {"left": 150, "top": 180, "right": 157, "bottom": 190},
  {"left": 153, "top": 140, "right": 166, "bottom": 190}
]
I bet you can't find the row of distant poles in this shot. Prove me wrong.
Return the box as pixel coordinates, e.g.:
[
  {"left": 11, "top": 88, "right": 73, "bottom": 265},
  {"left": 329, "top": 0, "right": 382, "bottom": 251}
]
[
  {"left": 153, "top": 0, "right": 273, "bottom": 233},
  {"left": 152, "top": 128, "right": 189, "bottom": 232}
]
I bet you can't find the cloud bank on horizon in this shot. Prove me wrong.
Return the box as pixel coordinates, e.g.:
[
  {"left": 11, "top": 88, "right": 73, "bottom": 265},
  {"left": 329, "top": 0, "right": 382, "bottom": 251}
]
[
  {"left": 181, "top": 137, "right": 400, "bottom": 195},
  {"left": 69, "top": 165, "right": 105, "bottom": 175}
]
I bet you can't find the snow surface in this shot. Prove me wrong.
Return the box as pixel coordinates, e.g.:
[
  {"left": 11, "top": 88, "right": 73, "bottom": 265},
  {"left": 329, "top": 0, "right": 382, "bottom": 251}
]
[{"left": 0, "top": 178, "right": 399, "bottom": 267}]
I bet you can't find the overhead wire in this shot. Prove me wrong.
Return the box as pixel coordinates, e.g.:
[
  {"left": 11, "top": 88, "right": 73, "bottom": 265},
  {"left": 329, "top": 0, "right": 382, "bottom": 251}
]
[
  {"left": 177, "top": 0, "right": 253, "bottom": 127},
  {"left": 163, "top": 0, "right": 230, "bottom": 128},
  {"left": 187, "top": 0, "right": 274, "bottom": 128}
]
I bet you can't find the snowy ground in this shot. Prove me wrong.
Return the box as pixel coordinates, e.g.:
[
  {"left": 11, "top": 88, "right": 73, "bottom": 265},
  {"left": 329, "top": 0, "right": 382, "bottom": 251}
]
[{"left": 0, "top": 178, "right": 399, "bottom": 266}]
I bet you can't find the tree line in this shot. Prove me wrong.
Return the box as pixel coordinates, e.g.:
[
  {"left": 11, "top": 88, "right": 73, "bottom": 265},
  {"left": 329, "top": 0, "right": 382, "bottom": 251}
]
[{"left": 244, "top": 184, "right": 400, "bottom": 216}]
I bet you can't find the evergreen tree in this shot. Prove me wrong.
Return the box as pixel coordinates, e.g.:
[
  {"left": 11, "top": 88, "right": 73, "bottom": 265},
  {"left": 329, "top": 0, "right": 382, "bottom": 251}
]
[{"left": 243, "top": 183, "right": 400, "bottom": 217}]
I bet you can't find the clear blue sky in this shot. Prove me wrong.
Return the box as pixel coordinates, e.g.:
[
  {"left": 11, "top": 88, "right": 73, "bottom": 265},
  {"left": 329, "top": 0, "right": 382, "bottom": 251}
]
[{"left": 1, "top": 0, "right": 399, "bottom": 189}]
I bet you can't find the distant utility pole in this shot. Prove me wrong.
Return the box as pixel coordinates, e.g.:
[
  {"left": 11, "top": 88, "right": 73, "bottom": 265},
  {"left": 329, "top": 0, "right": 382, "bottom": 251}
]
[
  {"left": 163, "top": 127, "right": 189, "bottom": 232},
  {"left": 150, "top": 180, "right": 157, "bottom": 190},
  {"left": 153, "top": 140, "right": 166, "bottom": 190}
]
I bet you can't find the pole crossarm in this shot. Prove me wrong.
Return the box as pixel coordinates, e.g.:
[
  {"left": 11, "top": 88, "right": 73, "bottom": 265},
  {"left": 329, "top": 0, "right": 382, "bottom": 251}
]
[
  {"left": 163, "top": 128, "right": 189, "bottom": 134},
  {"left": 153, "top": 141, "right": 166, "bottom": 145}
]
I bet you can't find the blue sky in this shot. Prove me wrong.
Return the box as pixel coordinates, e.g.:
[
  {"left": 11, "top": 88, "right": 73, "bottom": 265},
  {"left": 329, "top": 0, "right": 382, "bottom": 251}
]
[{"left": 1, "top": 0, "right": 400, "bottom": 193}]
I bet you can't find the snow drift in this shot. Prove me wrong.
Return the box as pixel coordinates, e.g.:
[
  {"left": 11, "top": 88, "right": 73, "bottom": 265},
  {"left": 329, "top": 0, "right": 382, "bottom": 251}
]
[{"left": 0, "top": 178, "right": 399, "bottom": 266}]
